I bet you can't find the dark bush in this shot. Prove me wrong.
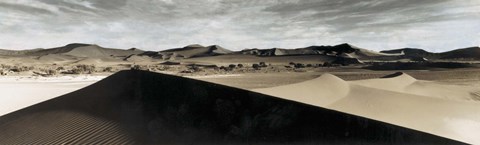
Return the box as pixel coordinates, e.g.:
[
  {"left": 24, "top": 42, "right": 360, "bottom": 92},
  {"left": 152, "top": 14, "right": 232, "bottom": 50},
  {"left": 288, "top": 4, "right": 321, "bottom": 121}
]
[
  {"left": 252, "top": 64, "right": 261, "bottom": 70},
  {"left": 103, "top": 67, "right": 113, "bottom": 72},
  {"left": 323, "top": 62, "right": 331, "bottom": 67},
  {"left": 259, "top": 62, "right": 267, "bottom": 67},
  {"left": 132, "top": 65, "right": 141, "bottom": 70},
  {"left": 294, "top": 63, "right": 305, "bottom": 68}
]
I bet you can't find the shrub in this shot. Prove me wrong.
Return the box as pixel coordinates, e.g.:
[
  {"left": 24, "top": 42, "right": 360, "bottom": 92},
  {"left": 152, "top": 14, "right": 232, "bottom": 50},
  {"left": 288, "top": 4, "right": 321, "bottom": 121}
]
[
  {"left": 237, "top": 64, "right": 244, "bottom": 68},
  {"left": 252, "top": 64, "right": 261, "bottom": 70},
  {"left": 180, "top": 70, "right": 193, "bottom": 73},
  {"left": 103, "top": 67, "right": 113, "bottom": 72},
  {"left": 46, "top": 69, "right": 57, "bottom": 76},
  {"left": 294, "top": 63, "right": 305, "bottom": 68},
  {"left": 259, "top": 62, "right": 267, "bottom": 67},
  {"left": 10, "top": 66, "right": 31, "bottom": 72},
  {"left": 67, "top": 64, "right": 96, "bottom": 74},
  {"left": 131, "top": 65, "right": 141, "bottom": 70},
  {"left": 323, "top": 62, "right": 331, "bottom": 67}
]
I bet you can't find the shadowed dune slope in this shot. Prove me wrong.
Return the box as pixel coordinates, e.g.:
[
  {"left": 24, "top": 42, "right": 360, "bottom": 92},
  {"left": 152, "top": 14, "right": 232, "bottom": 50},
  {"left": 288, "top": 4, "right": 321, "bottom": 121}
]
[
  {"left": 0, "top": 70, "right": 463, "bottom": 144},
  {"left": 381, "top": 47, "right": 480, "bottom": 60}
]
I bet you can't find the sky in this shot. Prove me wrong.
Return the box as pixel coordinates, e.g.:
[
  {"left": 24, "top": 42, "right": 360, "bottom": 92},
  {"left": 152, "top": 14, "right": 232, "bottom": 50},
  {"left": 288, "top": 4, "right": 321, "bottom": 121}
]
[{"left": 0, "top": 0, "right": 479, "bottom": 52}]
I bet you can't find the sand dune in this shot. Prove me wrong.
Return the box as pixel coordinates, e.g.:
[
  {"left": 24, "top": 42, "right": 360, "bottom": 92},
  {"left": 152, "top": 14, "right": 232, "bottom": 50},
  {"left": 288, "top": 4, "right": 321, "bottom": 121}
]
[
  {"left": 241, "top": 43, "right": 401, "bottom": 61},
  {"left": 253, "top": 73, "right": 350, "bottom": 106},
  {"left": 0, "top": 70, "right": 461, "bottom": 144},
  {"left": 160, "top": 44, "right": 233, "bottom": 59},
  {"left": 351, "top": 72, "right": 480, "bottom": 101},
  {"left": 381, "top": 46, "right": 480, "bottom": 60},
  {"left": 1, "top": 43, "right": 479, "bottom": 69},
  {"left": 254, "top": 72, "right": 480, "bottom": 144}
]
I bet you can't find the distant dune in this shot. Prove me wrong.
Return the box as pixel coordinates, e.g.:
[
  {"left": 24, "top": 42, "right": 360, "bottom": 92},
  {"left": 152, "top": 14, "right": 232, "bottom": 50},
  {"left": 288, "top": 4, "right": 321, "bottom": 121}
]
[
  {"left": 159, "top": 44, "right": 233, "bottom": 59},
  {"left": 0, "top": 43, "right": 478, "bottom": 66},
  {"left": 0, "top": 70, "right": 461, "bottom": 144},
  {"left": 381, "top": 46, "right": 480, "bottom": 60},
  {"left": 254, "top": 72, "right": 480, "bottom": 144}
]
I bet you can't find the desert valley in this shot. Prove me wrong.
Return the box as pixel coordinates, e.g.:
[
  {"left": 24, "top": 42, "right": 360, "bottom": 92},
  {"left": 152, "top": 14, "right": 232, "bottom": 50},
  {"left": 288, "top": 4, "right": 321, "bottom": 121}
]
[{"left": 0, "top": 43, "right": 478, "bottom": 144}]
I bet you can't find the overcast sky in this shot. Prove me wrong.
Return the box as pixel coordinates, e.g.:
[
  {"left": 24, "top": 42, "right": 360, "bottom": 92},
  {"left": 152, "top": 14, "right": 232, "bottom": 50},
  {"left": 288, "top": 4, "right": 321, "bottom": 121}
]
[{"left": 0, "top": 0, "right": 479, "bottom": 51}]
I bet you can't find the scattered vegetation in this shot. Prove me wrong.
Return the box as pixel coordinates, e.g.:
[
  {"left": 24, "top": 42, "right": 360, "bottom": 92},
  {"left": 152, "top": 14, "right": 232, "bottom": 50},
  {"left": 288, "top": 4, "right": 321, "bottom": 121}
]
[
  {"left": 103, "top": 67, "right": 113, "bottom": 72},
  {"left": 62, "top": 64, "right": 96, "bottom": 74},
  {"left": 228, "top": 64, "right": 236, "bottom": 69},
  {"left": 131, "top": 65, "right": 141, "bottom": 70},
  {"left": 294, "top": 63, "right": 305, "bottom": 68}
]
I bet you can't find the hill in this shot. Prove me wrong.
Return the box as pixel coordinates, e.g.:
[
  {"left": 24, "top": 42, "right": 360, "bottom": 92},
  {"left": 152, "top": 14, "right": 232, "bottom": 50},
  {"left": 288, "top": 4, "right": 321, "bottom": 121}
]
[
  {"left": 381, "top": 47, "right": 480, "bottom": 61},
  {"left": 0, "top": 43, "right": 144, "bottom": 58},
  {"left": 240, "top": 43, "right": 402, "bottom": 61},
  {"left": 438, "top": 47, "right": 480, "bottom": 60},
  {"left": 159, "top": 44, "right": 233, "bottom": 59}
]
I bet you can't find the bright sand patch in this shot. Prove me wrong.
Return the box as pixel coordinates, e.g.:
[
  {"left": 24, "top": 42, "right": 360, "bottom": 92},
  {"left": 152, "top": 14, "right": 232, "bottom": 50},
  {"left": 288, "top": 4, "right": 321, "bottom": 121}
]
[
  {"left": 0, "top": 75, "right": 105, "bottom": 116},
  {"left": 254, "top": 72, "right": 480, "bottom": 144}
]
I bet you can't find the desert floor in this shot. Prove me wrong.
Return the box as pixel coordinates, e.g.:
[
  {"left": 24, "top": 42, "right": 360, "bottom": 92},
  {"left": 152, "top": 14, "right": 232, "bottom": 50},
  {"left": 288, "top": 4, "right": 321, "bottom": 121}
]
[
  {"left": 0, "top": 68, "right": 479, "bottom": 144},
  {"left": 0, "top": 75, "right": 105, "bottom": 116}
]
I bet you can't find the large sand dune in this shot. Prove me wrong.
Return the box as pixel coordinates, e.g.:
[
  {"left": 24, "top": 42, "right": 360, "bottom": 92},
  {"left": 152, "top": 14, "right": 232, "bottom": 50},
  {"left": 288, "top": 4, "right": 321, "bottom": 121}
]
[
  {"left": 254, "top": 72, "right": 480, "bottom": 144},
  {"left": 0, "top": 70, "right": 461, "bottom": 144}
]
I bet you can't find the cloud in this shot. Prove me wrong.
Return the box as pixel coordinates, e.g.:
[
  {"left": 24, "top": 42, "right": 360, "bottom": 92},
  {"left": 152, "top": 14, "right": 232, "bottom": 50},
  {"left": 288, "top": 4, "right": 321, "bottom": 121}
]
[{"left": 0, "top": 0, "right": 478, "bottom": 51}]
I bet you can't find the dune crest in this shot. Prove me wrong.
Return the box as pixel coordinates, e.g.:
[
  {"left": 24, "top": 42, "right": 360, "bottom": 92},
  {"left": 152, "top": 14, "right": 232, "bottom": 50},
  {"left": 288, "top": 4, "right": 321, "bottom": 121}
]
[
  {"left": 352, "top": 72, "right": 480, "bottom": 101},
  {"left": 254, "top": 73, "right": 350, "bottom": 106},
  {"left": 351, "top": 72, "right": 417, "bottom": 92}
]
